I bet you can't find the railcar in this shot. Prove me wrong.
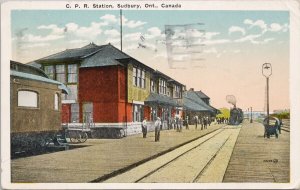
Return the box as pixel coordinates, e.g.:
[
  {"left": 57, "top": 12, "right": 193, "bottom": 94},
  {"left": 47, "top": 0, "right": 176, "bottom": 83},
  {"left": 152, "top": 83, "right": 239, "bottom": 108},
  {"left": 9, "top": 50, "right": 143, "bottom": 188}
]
[{"left": 10, "top": 61, "right": 68, "bottom": 154}]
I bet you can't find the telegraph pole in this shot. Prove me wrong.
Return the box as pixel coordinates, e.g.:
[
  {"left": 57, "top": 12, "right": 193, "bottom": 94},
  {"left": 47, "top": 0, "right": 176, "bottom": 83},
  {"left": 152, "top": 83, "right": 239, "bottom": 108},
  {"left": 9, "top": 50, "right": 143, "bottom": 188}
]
[{"left": 120, "top": 9, "right": 123, "bottom": 52}]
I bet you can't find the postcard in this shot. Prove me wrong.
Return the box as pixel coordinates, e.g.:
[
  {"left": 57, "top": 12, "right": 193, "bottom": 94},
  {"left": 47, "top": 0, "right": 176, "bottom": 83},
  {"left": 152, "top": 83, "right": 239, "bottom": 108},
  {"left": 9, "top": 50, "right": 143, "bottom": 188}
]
[{"left": 1, "top": 0, "right": 300, "bottom": 189}]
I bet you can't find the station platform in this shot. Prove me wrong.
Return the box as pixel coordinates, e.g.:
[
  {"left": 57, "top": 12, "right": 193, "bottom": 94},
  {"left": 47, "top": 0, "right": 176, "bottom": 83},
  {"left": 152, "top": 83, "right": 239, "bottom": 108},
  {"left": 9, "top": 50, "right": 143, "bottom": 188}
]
[
  {"left": 223, "top": 121, "right": 290, "bottom": 182},
  {"left": 11, "top": 121, "right": 290, "bottom": 183},
  {"left": 11, "top": 123, "right": 225, "bottom": 183}
]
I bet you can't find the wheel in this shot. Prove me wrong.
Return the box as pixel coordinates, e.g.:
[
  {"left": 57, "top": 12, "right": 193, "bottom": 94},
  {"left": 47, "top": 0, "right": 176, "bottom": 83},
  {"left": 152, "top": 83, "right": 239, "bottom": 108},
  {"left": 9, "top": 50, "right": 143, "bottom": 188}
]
[
  {"left": 69, "top": 131, "right": 80, "bottom": 143},
  {"left": 79, "top": 132, "right": 88, "bottom": 143}
]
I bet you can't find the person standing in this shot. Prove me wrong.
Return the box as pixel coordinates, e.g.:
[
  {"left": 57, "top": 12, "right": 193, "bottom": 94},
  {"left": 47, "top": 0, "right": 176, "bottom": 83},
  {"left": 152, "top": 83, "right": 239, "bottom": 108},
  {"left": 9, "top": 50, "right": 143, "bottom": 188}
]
[
  {"left": 194, "top": 115, "right": 198, "bottom": 129},
  {"left": 142, "top": 117, "right": 147, "bottom": 138},
  {"left": 154, "top": 117, "right": 162, "bottom": 142}
]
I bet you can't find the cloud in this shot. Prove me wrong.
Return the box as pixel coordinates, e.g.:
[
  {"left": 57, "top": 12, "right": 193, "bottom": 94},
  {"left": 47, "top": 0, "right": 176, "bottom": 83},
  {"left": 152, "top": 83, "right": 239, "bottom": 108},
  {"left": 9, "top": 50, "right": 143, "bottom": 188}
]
[
  {"left": 104, "top": 29, "right": 120, "bottom": 37},
  {"left": 243, "top": 19, "right": 267, "bottom": 33},
  {"left": 71, "top": 22, "right": 103, "bottom": 39},
  {"left": 69, "top": 39, "right": 88, "bottom": 44},
  {"left": 228, "top": 26, "right": 246, "bottom": 35},
  {"left": 269, "top": 23, "right": 289, "bottom": 32},
  {"left": 269, "top": 23, "right": 282, "bottom": 32},
  {"left": 124, "top": 32, "right": 142, "bottom": 41},
  {"left": 122, "top": 16, "right": 147, "bottom": 28},
  {"left": 21, "top": 33, "right": 64, "bottom": 42},
  {"left": 204, "top": 32, "right": 220, "bottom": 40},
  {"left": 234, "top": 34, "right": 261, "bottom": 43},
  {"left": 38, "top": 24, "right": 65, "bottom": 35},
  {"left": 205, "top": 39, "right": 231, "bottom": 45},
  {"left": 22, "top": 43, "right": 50, "bottom": 48},
  {"left": 145, "top": 27, "right": 161, "bottom": 39},
  {"left": 125, "top": 20, "right": 147, "bottom": 28},
  {"left": 65, "top": 23, "right": 79, "bottom": 32},
  {"left": 100, "top": 14, "right": 118, "bottom": 23}
]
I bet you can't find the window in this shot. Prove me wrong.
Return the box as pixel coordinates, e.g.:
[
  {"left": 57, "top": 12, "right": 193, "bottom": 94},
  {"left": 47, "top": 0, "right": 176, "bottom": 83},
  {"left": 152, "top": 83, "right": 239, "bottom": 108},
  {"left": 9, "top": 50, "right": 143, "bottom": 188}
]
[
  {"left": 132, "top": 67, "right": 145, "bottom": 88},
  {"left": 174, "top": 85, "right": 181, "bottom": 98},
  {"left": 71, "top": 103, "right": 79, "bottom": 123},
  {"left": 159, "top": 79, "right": 167, "bottom": 95},
  {"left": 133, "top": 104, "right": 143, "bottom": 122},
  {"left": 151, "top": 80, "right": 155, "bottom": 92},
  {"left": 66, "top": 85, "right": 78, "bottom": 101},
  {"left": 141, "top": 70, "right": 145, "bottom": 88},
  {"left": 18, "top": 90, "right": 38, "bottom": 108},
  {"left": 55, "top": 65, "right": 65, "bottom": 83},
  {"left": 68, "top": 64, "right": 77, "bottom": 83},
  {"left": 133, "top": 67, "right": 137, "bottom": 86},
  {"left": 54, "top": 93, "right": 59, "bottom": 110},
  {"left": 44, "top": 65, "right": 54, "bottom": 79}
]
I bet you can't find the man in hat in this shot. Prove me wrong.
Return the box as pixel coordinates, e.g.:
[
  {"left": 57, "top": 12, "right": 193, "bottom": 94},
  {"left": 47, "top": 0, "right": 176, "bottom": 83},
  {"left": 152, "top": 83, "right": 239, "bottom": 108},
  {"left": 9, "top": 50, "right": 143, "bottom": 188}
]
[
  {"left": 142, "top": 117, "right": 147, "bottom": 138},
  {"left": 154, "top": 117, "right": 162, "bottom": 142}
]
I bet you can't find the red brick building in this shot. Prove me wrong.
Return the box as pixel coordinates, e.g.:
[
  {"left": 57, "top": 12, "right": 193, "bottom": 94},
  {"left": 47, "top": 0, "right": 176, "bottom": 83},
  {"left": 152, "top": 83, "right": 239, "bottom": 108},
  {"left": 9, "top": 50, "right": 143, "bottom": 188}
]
[{"left": 30, "top": 43, "right": 215, "bottom": 137}]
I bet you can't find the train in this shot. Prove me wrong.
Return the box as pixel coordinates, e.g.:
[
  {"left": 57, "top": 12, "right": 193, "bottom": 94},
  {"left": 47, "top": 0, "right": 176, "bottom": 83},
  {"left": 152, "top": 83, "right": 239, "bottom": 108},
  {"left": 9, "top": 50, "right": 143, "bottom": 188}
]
[
  {"left": 10, "top": 61, "right": 68, "bottom": 154},
  {"left": 229, "top": 107, "right": 244, "bottom": 125}
]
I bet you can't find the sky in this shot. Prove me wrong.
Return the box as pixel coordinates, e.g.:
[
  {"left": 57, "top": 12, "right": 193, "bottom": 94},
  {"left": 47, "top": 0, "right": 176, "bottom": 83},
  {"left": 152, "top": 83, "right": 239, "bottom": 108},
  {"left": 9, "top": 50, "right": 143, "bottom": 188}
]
[{"left": 11, "top": 10, "right": 290, "bottom": 111}]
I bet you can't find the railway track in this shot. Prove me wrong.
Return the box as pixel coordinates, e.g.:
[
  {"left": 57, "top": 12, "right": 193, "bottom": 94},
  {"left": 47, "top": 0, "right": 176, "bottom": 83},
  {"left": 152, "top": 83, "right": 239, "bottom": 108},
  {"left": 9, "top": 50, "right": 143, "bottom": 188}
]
[{"left": 103, "top": 125, "right": 241, "bottom": 183}]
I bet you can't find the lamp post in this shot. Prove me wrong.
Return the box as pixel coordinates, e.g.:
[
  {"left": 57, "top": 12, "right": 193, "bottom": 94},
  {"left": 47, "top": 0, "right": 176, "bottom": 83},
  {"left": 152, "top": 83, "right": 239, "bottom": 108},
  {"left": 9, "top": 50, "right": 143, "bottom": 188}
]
[
  {"left": 262, "top": 63, "right": 272, "bottom": 125},
  {"left": 250, "top": 107, "right": 253, "bottom": 123}
]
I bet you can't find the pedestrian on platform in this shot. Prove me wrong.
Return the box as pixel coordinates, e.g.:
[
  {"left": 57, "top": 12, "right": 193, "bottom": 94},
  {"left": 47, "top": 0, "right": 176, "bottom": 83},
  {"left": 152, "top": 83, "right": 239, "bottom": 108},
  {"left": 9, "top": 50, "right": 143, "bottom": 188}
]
[
  {"left": 154, "top": 117, "right": 162, "bottom": 142},
  {"left": 203, "top": 117, "right": 207, "bottom": 129},
  {"left": 194, "top": 115, "right": 198, "bottom": 129},
  {"left": 185, "top": 116, "right": 189, "bottom": 130},
  {"left": 142, "top": 117, "right": 147, "bottom": 138},
  {"left": 200, "top": 117, "right": 204, "bottom": 130}
]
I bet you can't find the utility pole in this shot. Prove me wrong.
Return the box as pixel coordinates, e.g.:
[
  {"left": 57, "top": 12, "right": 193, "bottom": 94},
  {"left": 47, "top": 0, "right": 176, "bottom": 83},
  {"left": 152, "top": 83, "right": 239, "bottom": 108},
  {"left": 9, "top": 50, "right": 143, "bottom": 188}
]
[{"left": 120, "top": 9, "right": 123, "bottom": 52}]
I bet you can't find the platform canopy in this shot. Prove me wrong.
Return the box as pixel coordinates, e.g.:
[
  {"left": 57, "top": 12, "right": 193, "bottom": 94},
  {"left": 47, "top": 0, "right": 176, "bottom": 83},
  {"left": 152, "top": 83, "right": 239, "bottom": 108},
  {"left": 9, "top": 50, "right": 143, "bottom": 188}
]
[{"left": 145, "top": 93, "right": 178, "bottom": 107}]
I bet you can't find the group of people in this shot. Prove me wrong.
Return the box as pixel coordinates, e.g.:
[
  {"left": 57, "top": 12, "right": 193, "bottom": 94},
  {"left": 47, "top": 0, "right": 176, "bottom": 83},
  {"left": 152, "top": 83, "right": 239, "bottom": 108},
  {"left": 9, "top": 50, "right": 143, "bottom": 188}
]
[
  {"left": 216, "top": 117, "right": 228, "bottom": 124},
  {"left": 141, "top": 117, "right": 162, "bottom": 142},
  {"left": 141, "top": 115, "right": 214, "bottom": 142}
]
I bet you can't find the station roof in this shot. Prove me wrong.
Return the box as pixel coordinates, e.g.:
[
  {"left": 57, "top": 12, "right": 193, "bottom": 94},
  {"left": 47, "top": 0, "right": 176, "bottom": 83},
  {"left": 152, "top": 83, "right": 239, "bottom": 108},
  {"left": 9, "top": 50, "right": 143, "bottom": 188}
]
[
  {"left": 195, "top": 90, "right": 210, "bottom": 99},
  {"left": 183, "top": 91, "right": 215, "bottom": 112},
  {"left": 145, "top": 93, "right": 178, "bottom": 107}
]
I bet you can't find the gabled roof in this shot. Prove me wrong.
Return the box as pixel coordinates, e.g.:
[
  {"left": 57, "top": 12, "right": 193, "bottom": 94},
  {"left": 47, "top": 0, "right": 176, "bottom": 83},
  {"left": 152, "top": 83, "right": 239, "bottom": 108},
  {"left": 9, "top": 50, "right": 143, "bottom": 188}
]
[
  {"left": 33, "top": 43, "right": 155, "bottom": 71},
  {"left": 36, "top": 43, "right": 106, "bottom": 63},
  {"left": 80, "top": 44, "right": 129, "bottom": 68},
  {"left": 183, "top": 91, "right": 215, "bottom": 112},
  {"left": 195, "top": 90, "right": 210, "bottom": 99}
]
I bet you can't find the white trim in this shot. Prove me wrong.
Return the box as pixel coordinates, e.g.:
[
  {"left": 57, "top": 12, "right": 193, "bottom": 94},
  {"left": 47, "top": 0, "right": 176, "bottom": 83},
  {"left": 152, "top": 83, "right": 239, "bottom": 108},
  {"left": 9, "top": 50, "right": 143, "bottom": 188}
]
[
  {"left": 62, "top": 100, "right": 76, "bottom": 104},
  {"left": 132, "top": 100, "right": 144, "bottom": 105}
]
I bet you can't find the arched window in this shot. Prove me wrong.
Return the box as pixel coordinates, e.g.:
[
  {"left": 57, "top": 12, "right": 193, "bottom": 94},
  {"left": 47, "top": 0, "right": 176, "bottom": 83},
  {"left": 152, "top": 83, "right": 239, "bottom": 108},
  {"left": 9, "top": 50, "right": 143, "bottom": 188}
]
[
  {"left": 18, "top": 90, "right": 38, "bottom": 108},
  {"left": 54, "top": 93, "right": 59, "bottom": 110}
]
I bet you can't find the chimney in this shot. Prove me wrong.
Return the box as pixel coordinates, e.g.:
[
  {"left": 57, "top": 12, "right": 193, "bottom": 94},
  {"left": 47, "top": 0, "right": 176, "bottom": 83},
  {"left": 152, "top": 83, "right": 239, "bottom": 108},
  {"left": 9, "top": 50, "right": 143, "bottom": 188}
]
[{"left": 189, "top": 88, "right": 194, "bottom": 91}]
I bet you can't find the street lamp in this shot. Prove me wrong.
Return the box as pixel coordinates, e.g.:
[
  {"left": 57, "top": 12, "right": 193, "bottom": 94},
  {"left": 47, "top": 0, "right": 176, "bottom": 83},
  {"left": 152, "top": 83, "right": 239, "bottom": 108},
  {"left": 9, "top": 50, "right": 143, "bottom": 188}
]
[
  {"left": 262, "top": 63, "right": 272, "bottom": 125},
  {"left": 250, "top": 107, "right": 253, "bottom": 123}
]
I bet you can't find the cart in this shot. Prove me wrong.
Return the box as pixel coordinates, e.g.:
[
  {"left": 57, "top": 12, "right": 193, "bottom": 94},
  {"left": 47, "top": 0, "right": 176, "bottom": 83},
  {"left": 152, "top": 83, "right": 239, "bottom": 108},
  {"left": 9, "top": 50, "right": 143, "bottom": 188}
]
[{"left": 263, "top": 116, "right": 280, "bottom": 138}]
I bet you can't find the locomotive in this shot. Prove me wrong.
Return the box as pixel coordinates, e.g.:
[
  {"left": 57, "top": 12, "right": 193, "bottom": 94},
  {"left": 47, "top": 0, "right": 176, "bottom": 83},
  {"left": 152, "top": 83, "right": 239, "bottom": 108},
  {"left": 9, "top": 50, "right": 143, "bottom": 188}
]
[{"left": 229, "top": 107, "right": 244, "bottom": 125}]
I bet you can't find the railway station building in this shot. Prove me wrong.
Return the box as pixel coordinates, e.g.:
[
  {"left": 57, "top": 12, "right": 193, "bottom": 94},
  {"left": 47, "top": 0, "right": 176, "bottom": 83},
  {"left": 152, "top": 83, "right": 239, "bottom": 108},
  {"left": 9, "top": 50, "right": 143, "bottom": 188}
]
[{"left": 29, "top": 43, "right": 216, "bottom": 137}]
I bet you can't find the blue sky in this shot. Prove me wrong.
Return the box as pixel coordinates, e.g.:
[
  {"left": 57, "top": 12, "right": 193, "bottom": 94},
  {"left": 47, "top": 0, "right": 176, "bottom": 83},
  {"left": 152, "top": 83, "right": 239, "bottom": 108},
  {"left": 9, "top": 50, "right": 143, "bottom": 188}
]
[{"left": 11, "top": 10, "right": 290, "bottom": 110}]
